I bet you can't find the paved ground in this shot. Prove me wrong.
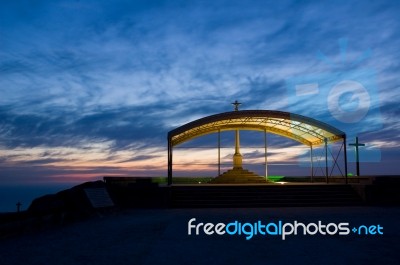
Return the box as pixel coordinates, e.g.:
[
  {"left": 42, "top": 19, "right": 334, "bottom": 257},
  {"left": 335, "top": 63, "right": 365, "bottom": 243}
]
[{"left": 0, "top": 207, "right": 399, "bottom": 265}]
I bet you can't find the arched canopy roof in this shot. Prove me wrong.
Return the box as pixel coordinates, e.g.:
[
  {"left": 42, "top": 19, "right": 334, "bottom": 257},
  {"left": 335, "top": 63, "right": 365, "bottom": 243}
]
[{"left": 168, "top": 110, "right": 345, "bottom": 147}]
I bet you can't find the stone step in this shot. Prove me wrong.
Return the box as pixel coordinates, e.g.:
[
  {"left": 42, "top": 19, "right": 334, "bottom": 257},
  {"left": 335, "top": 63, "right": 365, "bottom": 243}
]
[{"left": 210, "top": 168, "right": 267, "bottom": 184}]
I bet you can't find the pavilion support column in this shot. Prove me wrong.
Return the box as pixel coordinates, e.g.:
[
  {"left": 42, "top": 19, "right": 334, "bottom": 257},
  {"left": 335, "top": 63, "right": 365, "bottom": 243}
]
[
  {"left": 218, "top": 129, "right": 221, "bottom": 176},
  {"left": 264, "top": 129, "right": 268, "bottom": 180},
  {"left": 167, "top": 137, "right": 173, "bottom": 186},
  {"left": 324, "top": 138, "right": 328, "bottom": 184},
  {"left": 310, "top": 145, "right": 314, "bottom": 183}
]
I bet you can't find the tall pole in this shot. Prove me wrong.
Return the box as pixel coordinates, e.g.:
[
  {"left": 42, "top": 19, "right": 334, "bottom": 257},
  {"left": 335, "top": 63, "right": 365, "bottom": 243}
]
[
  {"left": 235, "top": 129, "right": 240, "bottom": 154},
  {"left": 264, "top": 129, "right": 268, "bottom": 180},
  {"left": 344, "top": 135, "right": 348, "bottom": 184},
  {"left": 232, "top": 100, "right": 243, "bottom": 169},
  {"left": 233, "top": 128, "right": 243, "bottom": 169},
  {"left": 324, "top": 138, "right": 328, "bottom": 184},
  {"left": 356, "top": 139, "right": 360, "bottom": 176},
  {"left": 349, "top": 137, "right": 365, "bottom": 176}
]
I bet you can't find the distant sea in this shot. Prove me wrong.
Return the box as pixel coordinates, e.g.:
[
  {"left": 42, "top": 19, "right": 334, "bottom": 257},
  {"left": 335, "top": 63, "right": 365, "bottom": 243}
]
[{"left": 0, "top": 183, "right": 77, "bottom": 213}]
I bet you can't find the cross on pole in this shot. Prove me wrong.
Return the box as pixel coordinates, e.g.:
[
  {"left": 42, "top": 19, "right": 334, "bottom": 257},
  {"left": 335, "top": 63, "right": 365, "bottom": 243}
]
[
  {"left": 231, "top": 100, "right": 241, "bottom": 111},
  {"left": 16, "top": 201, "right": 22, "bottom": 213},
  {"left": 349, "top": 137, "right": 365, "bottom": 176}
]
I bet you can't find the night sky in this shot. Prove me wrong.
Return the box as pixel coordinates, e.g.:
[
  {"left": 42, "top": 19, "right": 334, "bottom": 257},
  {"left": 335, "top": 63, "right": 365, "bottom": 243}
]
[{"left": 1, "top": 0, "right": 399, "bottom": 185}]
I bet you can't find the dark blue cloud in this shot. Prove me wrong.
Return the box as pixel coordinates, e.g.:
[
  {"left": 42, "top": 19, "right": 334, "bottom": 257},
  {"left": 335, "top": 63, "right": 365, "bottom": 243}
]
[{"left": 0, "top": 0, "right": 399, "bottom": 182}]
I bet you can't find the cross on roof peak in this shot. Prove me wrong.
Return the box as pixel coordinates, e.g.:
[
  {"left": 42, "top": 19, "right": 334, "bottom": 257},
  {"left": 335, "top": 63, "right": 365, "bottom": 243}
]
[{"left": 231, "top": 100, "right": 242, "bottom": 111}]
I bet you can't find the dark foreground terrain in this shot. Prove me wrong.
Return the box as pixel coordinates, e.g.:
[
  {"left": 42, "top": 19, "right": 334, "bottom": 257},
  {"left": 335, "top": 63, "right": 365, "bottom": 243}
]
[{"left": 0, "top": 207, "right": 399, "bottom": 265}]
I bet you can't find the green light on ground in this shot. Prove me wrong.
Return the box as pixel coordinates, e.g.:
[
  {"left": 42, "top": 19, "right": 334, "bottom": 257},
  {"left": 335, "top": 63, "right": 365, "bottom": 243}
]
[{"left": 267, "top": 176, "right": 285, "bottom": 182}]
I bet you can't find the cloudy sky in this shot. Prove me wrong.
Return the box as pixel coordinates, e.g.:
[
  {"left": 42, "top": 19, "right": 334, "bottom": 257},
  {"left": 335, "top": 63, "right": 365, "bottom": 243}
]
[{"left": 1, "top": 0, "right": 399, "bottom": 184}]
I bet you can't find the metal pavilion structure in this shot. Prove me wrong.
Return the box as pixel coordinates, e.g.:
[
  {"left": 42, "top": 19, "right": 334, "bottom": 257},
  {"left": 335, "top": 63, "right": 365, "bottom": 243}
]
[{"left": 167, "top": 110, "right": 348, "bottom": 185}]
